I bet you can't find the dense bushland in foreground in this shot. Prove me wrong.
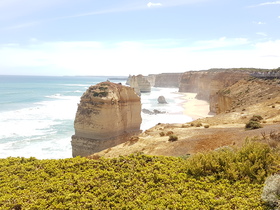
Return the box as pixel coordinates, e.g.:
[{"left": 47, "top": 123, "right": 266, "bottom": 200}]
[{"left": 0, "top": 141, "right": 279, "bottom": 209}]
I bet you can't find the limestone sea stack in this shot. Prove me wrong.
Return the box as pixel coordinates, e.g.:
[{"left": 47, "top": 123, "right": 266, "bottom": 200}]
[
  {"left": 71, "top": 82, "right": 142, "bottom": 157},
  {"left": 128, "top": 75, "right": 151, "bottom": 93}
]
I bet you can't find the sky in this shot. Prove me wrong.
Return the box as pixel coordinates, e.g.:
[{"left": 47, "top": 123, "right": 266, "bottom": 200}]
[{"left": 0, "top": 0, "right": 279, "bottom": 76}]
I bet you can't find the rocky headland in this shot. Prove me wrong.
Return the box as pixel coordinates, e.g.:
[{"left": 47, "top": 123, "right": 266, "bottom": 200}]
[
  {"left": 71, "top": 82, "right": 142, "bottom": 157},
  {"left": 88, "top": 68, "right": 280, "bottom": 159},
  {"left": 178, "top": 69, "right": 250, "bottom": 109}
]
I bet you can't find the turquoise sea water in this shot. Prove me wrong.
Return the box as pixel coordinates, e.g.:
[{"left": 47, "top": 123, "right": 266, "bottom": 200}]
[{"left": 0, "top": 75, "right": 191, "bottom": 159}]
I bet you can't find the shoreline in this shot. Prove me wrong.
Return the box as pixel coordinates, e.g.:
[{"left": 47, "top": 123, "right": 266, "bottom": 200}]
[{"left": 180, "top": 92, "right": 214, "bottom": 120}]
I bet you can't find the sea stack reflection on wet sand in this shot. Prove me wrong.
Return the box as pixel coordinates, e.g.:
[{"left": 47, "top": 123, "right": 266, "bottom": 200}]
[{"left": 71, "top": 82, "right": 142, "bottom": 157}]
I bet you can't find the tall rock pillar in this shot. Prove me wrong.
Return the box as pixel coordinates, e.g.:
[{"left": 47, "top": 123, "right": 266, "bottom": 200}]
[{"left": 71, "top": 82, "right": 142, "bottom": 157}]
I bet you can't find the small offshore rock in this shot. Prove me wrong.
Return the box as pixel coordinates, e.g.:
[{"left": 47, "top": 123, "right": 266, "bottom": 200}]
[
  {"left": 158, "top": 96, "right": 168, "bottom": 104},
  {"left": 142, "top": 109, "right": 166, "bottom": 115}
]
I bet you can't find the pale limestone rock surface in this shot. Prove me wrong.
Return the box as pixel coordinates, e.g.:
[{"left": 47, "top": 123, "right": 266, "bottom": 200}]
[
  {"left": 154, "top": 73, "right": 183, "bottom": 88},
  {"left": 129, "top": 75, "right": 151, "bottom": 93},
  {"left": 128, "top": 76, "right": 141, "bottom": 95},
  {"left": 179, "top": 69, "right": 250, "bottom": 113},
  {"left": 71, "top": 82, "right": 142, "bottom": 157},
  {"left": 126, "top": 75, "right": 132, "bottom": 85}
]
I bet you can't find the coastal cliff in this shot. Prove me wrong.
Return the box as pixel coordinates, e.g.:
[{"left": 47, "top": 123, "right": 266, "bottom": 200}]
[
  {"left": 153, "top": 73, "right": 183, "bottom": 88},
  {"left": 71, "top": 82, "right": 142, "bottom": 157},
  {"left": 179, "top": 68, "right": 280, "bottom": 114},
  {"left": 90, "top": 73, "right": 280, "bottom": 159},
  {"left": 214, "top": 77, "right": 280, "bottom": 114},
  {"left": 179, "top": 69, "right": 251, "bottom": 113}
]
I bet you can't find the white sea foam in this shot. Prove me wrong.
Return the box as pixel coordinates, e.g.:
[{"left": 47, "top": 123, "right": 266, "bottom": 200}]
[
  {"left": 140, "top": 87, "right": 192, "bottom": 131},
  {"left": 45, "top": 94, "right": 62, "bottom": 99},
  {"left": 0, "top": 86, "right": 192, "bottom": 159},
  {"left": 0, "top": 95, "right": 79, "bottom": 159},
  {"left": 0, "top": 136, "right": 72, "bottom": 159},
  {"left": 0, "top": 119, "right": 59, "bottom": 139}
]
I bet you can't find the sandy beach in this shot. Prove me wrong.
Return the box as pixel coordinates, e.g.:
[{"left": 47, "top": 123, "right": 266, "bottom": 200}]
[{"left": 181, "top": 93, "right": 214, "bottom": 120}]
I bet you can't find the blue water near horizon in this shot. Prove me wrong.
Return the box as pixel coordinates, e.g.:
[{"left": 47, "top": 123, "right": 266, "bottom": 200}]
[{"left": 0, "top": 75, "right": 192, "bottom": 159}]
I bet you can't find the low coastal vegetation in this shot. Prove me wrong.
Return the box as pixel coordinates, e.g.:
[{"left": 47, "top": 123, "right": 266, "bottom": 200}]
[
  {"left": 1, "top": 141, "right": 280, "bottom": 209},
  {"left": 168, "top": 135, "right": 178, "bottom": 142},
  {"left": 245, "top": 115, "right": 264, "bottom": 130}
]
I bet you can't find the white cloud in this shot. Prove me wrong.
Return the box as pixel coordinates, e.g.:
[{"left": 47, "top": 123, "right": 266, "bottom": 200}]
[
  {"left": 251, "top": 1, "right": 280, "bottom": 7},
  {"left": 190, "top": 37, "right": 248, "bottom": 51},
  {"left": 260, "top": 1, "right": 280, "bottom": 5},
  {"left": 253, "top": 21, "right": 266, "bottom": 25},
  {"left": 0, "top": 39, "right": 279, "bottom": 76},
  {"left": 147, "top": 2, "right": 162, "bottom": 7}
]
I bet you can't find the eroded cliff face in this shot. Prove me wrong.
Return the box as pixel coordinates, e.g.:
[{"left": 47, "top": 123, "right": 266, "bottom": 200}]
[
  {"left": 179, "top": 69, "right": 280, "bottom": 114},
  {"left": 154, "top": 73, "right": 183, "bottom": 88},
  {"left": 211, "top": 93, "right": 233, "bottom": 114},
  {"left": 71, "top": 82, "right": 142, "bottom": 157},
  {"left": 179, "top": 70, "right": 251, "bottom": 113},
  {"left": 128, "top": 75, "right": 151, "bottom": 93},
  {"left": 215, "top": 78, "right": 280, "bottom": 114}
]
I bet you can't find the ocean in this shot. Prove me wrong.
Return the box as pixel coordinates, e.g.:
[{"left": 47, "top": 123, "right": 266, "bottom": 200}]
[{"left": 0, "top": 75, "right": 192, "bottom": 159}]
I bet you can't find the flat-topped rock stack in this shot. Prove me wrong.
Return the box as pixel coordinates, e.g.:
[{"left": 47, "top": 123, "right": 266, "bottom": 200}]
[
  {"left": 71, "top": 82, "right": 142, "bottom": 157},
  {"left": 128, "top": 75, "right": 151, "bottom": 94}
]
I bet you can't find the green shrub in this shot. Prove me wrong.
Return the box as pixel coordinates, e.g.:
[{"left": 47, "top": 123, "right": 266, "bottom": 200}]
[
  {"left": 93, "top": 91, "right": 108, "bottom": 97},
  {"left": 98, "top": 86, "right": 108, "bottom": 91},
  {"left": 245, "top": 120, "right": 262, "bottom": 130},
  {"left": 168, "top": 135, "right": 178, "bottom": 142},
  {"left": 245, "top": 115, "right": 263, "bottom": 130},
  {"left": 184, "top": 140, "right": 277, "bottom": 183},
  {"left": 204, "top": 125, "right": 210, "bottom": 128},
  {"left": 0, "top": 141, "right": 279, "bottom": 209}
]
